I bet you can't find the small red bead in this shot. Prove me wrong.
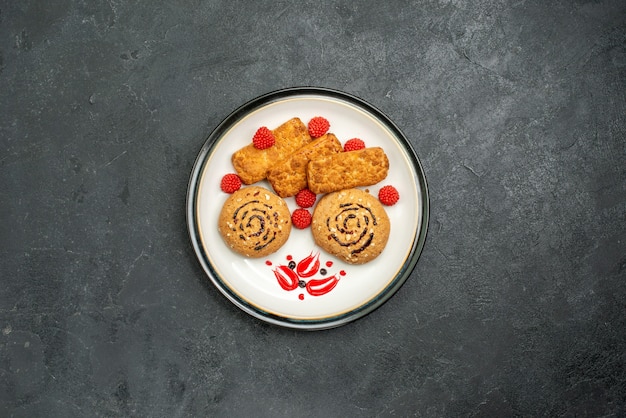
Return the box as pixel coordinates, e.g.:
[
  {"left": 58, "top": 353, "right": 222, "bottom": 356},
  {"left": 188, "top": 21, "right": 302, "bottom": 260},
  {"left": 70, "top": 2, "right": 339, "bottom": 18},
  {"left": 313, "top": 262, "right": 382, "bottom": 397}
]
[
  {"left": 220, "top": 173, "right": 242, "bottom": 193},
  {"left": 378, "top": 185, "right": 400, "bottom": 206},
  {"left": 308, "top": 116, "right": 330, "bottom": 138},
  {"left": 291, "top": 208, "right": 312, "bottom": 229}
]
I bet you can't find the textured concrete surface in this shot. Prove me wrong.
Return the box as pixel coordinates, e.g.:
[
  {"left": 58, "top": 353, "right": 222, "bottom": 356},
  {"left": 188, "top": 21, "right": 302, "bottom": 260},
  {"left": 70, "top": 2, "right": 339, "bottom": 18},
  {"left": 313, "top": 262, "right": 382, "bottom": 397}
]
[{"left": 1, "top": 0, "right": 625, "bottom": 416}]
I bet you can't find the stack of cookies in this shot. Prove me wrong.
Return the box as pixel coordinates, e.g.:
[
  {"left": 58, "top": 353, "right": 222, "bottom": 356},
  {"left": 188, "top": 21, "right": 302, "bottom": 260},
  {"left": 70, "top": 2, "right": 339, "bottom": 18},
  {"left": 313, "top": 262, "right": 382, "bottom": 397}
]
[{"left": 218, "top": 116, "right": 394, "bottom": 264}]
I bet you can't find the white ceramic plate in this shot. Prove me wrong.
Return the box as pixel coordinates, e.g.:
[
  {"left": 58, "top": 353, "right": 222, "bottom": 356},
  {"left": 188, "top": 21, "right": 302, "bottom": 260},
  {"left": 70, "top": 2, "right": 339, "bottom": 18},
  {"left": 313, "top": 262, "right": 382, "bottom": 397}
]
[{"left": 187, "top": 87, "right": 429, "bottom": 330}]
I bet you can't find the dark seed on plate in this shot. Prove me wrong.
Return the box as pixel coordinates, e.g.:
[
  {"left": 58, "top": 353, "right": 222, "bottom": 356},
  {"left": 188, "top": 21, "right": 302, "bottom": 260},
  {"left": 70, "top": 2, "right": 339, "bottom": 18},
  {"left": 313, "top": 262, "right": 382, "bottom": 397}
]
[
  {"left": 288, "top": 261, "right": 296, "bottom": 269},
  {"left": 320, "top": 268, "right": 327, "bottom": 275},
  {"left": 298, "top": 280, "right": 306, "bottom": 288}
]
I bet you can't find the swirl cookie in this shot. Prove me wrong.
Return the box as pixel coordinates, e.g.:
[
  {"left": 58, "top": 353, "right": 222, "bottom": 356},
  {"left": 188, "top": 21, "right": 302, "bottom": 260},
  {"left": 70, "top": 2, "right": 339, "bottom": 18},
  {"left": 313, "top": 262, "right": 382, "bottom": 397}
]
[
  {"left": 311, "top": 188, "right": 390, "bottom": 264},
  {"left": 218, "top": 186, "right": 292, "bottom": 257}
]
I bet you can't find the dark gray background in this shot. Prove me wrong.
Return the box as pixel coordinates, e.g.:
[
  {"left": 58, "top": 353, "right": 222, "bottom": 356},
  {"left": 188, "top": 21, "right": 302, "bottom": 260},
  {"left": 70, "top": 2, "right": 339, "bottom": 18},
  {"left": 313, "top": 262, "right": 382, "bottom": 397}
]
[{"left": 1, "top": 0, "right": 625, "bottom": 416}]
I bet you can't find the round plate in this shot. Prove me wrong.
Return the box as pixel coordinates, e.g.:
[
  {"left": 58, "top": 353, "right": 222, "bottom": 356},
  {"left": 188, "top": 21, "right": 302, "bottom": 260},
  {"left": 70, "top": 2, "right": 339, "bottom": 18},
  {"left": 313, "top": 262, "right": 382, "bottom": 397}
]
[{"left": 187, "top": 87, "right": 429, "bottom": 330}]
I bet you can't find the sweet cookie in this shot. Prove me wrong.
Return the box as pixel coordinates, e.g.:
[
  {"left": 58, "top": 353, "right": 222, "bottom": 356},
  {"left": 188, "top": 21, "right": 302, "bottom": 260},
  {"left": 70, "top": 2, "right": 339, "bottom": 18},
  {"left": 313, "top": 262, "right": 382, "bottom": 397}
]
[
  {"left": 311, "top": 188, "right": 390, "bottom": 264},
  {"left": 267, "top": 133, "right": 343, "bottom": 198},
  {"left": 218, "top": 186, "right": 292, "bottom": 257},
  {"left": 306, "top": 147, "right": 389, "bottom": 194},
  {"left": 231, "top": 117, "right": 312, "bottom": 184}
]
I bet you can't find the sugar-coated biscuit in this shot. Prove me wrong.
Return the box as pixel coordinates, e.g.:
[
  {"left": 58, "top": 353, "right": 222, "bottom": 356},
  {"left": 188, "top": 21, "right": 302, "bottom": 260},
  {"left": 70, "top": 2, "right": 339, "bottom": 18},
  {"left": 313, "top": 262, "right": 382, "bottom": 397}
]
[
  {"left": 306, "top": 147, "right": 389, "bottom": 194},
  {"left": 267, "top": 133, "right": 343, "bottom": 198},
  {"left": 218, "top": 186, "right": 292, "bottom": 257},
  {"left": 311, "top": 188, "right": 390, "bottom": 264},
  {"left": 231, "top": 117, "right": 312, "bottom": 184}
]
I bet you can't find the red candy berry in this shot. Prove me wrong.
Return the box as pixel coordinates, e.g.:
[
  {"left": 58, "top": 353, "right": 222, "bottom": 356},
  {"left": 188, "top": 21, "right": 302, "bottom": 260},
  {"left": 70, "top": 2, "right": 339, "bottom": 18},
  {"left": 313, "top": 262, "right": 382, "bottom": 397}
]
[
  {"left": 378, "top": 185, "right": 400, "bottom": 206},
  {"left": 220, "top": 173, "right": 242, "bottom": 193},
  {"left": 252, "top": 126, "right": 275, "bottom": 149},
  {"left": 295, "top": 189, "right": 316, "bottom": 208},
  {"left": 308, "top": 116, "right": 330, "bottom": 138},
  {"left": 291, "top": 208, "right": 312, "bottom": 229},
  {"left": 344, "top": 138, "right": 365, "bottom": 152}
]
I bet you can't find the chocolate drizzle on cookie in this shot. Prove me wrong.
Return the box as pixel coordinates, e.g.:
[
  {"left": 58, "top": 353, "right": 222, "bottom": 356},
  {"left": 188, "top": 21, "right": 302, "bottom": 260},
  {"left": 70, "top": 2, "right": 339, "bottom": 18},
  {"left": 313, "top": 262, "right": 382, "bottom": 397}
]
[
  {"left": 325, "top": 203, "right": 377, "bottom": 255},
  {"left": 230, "top": 200, "right": 278, "bottom": 252}
]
